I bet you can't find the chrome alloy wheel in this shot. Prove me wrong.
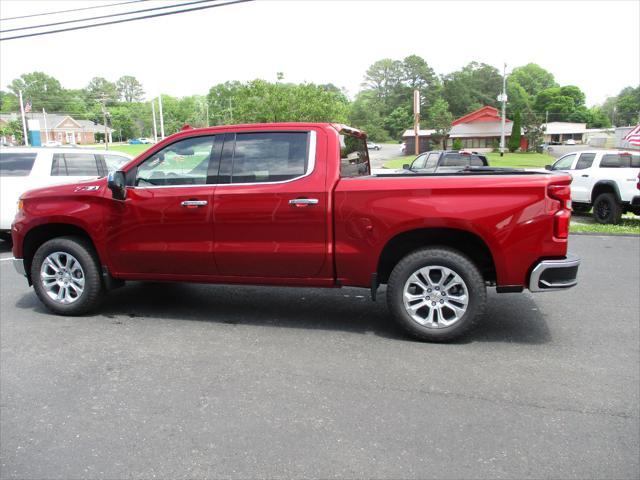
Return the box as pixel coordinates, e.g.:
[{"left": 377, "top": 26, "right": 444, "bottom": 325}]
[
  {"left": 402, "top": 265, "right": 469, "bottom": 328},
  {"left": 40, "top": 252, "right": 85, "bottom": 304}
]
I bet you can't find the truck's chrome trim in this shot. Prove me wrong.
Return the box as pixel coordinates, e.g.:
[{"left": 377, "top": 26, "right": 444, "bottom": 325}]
[
  {"left": 13, "top": 258, "right": 26, "bottom": 277},
  {"left": 529, "top": 254, "right": 580, "bottom": 292}
]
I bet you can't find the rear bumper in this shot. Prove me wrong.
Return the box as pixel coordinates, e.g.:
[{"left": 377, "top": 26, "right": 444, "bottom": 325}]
[
  {"left": 13, "top": 258, "right": 26, "bottom": 277},
  {"left": 529, "top": 253, "right": 580, "bottom": 292}
]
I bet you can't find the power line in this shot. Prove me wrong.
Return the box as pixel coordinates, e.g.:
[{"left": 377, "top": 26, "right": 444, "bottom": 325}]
[
  {"left": 0, "top": 0, "right": 147, "bottom": 22},
  {"left": 0, "top": 0, "right": 252, "bottom": 41},
  {"left": 1, "top": 0, "right": 223, "bottom": 34}
]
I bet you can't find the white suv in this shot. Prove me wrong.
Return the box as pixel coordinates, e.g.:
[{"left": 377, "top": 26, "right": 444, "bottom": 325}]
[
  {"left": 0, "top": 147, "right": 132, "bottom": 240},
  {"left": 547, "top": 149, "right": 640, "bottom": 224}
]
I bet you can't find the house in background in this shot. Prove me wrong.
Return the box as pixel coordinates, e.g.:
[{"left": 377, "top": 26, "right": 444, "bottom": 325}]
[
  {"left": 401, "top": 129, "right": 437, "bottom": 154},
  {"left": 447, "top": 106, "right": 523, "bottom": 152},
  {"left": 0, "top": 112, "right": 113, "bottom": 145},
  {"left": 542, "top": 122, "right": 587, "bottom": 144}
]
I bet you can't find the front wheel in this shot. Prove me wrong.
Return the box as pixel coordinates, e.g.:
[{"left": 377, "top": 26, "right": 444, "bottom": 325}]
[
  {"left": 593, "top": 193, "right": 622, "bottom": 224},
  {"left": 31, "top": 236, "right": 103, "bottom": 315},
  {"left": 387, "top": 248, "right": 486, "bottom": 342}
]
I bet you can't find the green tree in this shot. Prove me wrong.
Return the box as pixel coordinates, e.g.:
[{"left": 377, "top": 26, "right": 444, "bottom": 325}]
[
  {"left": 452, "top": 138, "right": 462, "bottom": 150},
  {"left": 383, "top": 106, "right": 413, "bottom": 139},
  {"left": 86, "top": 77, "right": 119, "bottom": 105},
  {"left": 0, "top": 119, "right": 24, "bottom": 144},
  {"left": 442, "top": 62, "right": 502, "bottom": 117},
  {"left": 534, "top": 85, "right": 587, "bottom": 122},
  {"left": 8, "top": 72, "right": 64, "bottom": 111},
  {"left": 616, "top": 86, "right": 640, "bottom": 126},
  {"left": 509, "top": 64, "right": 557, "bottom": 98},
  {"left": 116, "top": 75, "right": 145, "bottom": 102},
  {"left": 425, "top": 98, "right": 453, "bottom": 149},
  {"left": 507, "top": 110, "right": 522, "bottom": 152},
  {"left": 521, "top": 106, "right": 544, "bottom": 151},
  {"left": 0, "top": 90, "right": 19, "bottom": 112}
]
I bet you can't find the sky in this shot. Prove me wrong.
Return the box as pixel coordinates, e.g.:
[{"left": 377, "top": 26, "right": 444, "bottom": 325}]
[{"left": 0, "top": 0, "right": 639, "bottom": 107}]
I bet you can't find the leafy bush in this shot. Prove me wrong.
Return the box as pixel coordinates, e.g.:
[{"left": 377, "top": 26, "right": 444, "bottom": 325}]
[{"left": 452, "top": 138, "right": 462, "bottom": 150}]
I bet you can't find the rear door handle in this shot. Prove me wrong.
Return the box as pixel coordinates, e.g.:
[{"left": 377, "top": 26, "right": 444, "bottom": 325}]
[
  {"left": 289, "top": 198, "right": 319, "bottom": 207},
  {"left": 181, "top": 200, "right": 208, "bottom": 207}
]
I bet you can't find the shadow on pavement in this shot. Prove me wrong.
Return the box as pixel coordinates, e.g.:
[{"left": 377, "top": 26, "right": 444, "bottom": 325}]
[{"left": 15, "top": 282, "right": 551, "bottom": 345}]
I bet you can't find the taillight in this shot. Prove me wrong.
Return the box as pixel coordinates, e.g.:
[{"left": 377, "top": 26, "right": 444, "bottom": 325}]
[{"left": 548, "top": 183, "right": 572, "bottom": 239}]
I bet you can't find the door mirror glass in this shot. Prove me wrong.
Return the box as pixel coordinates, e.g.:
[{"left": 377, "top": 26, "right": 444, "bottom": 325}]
[
  {"left": 544, "top": 164, "right": 552, "bottom": 171},
  {"left": 402, "top": 164, "right": 411, "bottom": 170},
  {"left": 108, "top": 170, "right": 127, "bottom": 200}
]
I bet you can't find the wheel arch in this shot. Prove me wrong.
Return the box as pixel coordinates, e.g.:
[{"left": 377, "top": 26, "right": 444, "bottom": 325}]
[
  {"left": 591, "top": 181, "right": 621, "bottom": 203},
  {"left": 22, "top": 223, "right": 99, "bottom": 283},
  {"left": 376, "top": 228, "right": 497, "bottom": 285}
]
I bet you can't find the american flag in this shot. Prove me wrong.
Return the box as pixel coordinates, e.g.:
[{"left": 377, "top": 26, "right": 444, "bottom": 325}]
[
  {"left": 624, "top": 124, "right": 640, "bottom": 147},
  {"left": 24, "top": 101, "right": 32, "bottom": 113}
]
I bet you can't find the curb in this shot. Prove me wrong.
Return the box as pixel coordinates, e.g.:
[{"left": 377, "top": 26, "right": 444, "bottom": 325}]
[{"left": 570, "top": 231, "right": 640, "bottom": 238}]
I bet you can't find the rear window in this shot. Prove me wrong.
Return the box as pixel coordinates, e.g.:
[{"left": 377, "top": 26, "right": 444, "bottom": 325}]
[
  {"left": 440, "top": 153, "right": 485, "bottom": 167},
  {"left": 340, "top": 134, "right": 370, "bottom": 177},
  {"left": 52, "top": 153, "right": 100, "bottom": 176},
  {"left": 0, "top": 152, "right": 37, "bottom": 177},
  {"left": 600, "top": 153, "right": 640, "bottom": 168}
]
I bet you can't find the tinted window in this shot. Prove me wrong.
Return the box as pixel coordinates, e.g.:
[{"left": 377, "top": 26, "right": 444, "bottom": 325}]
[
  {"left": 575, "top": 153, "right": 595, "bottom": 170},
  {"left": 600, "top": 153, "right": 640, "bottom": 168},
  {"left": 232, "top": 132, "right": 309, "bottom": 183},
  {"left": 552, "top": 154, "right": 576, "bottom": 170},
  {"left": 52, "top": 153, "right": 100, "bottom": 176},
  {"left": 440, "top": 153, "right": 485, "bottom": 167},
  {"left": 136, "top": 136, "right": 215, "bottom": 186},
  {"left": 340, "top": 134, "right": 369, "bottom": 177},
  {"left": 0, "top": 152, "right": 36, "bottom": 176}
]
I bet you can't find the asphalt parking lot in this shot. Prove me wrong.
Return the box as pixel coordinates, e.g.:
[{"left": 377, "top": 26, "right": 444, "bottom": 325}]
[{"left": 1, "top": 235, "right": 638, "bottom": 479}]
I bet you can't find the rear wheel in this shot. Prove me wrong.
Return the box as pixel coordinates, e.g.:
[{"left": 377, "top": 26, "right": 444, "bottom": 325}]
[
  {"left": 31, "top": 236, "right": 103, "bottom": 315},
  {"left": 593, "top": 193, "right": 622, "bottom": 224},
  {"left": 387, "top": 248, "right": 486, "bottom": 342}
]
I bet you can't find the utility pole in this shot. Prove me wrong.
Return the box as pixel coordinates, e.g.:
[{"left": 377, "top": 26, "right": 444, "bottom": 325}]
[
  {"left": 205, "top": 101, "right": 209, "bottom": 127},
  {"left": 498, "top": 63, "right": 507, "bottom": 157},
  {"left": 413, "top": 89, "right": 420, "bottom": 155},
  {"left": 42, "top": 108, "right": 49, "bottom": 143},
  {"left": 100, "top": 96, "right": 109, "bottom": 151},
  {"left": 18, "top": 90, "right": 29, "bottom": 146},
  {"left": 151, "top": 99, "right": 158, "bottom": 143},
  {"left": 158, "top": 94, "right": 165, "bottom": 139}
]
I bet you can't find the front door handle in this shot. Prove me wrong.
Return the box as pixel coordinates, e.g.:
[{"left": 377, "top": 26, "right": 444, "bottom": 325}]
[
  {"left": 581, "top": 174, "right": 589, "bottom": 177},
  {"left": 289, "top": 198, "right": 319, "bottom": 207},
  {"left": 181, "top": 200, "right": 208, "bottom": 207}
]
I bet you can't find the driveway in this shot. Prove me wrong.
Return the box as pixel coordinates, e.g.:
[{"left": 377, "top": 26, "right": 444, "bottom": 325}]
[
  {"left": 368, "top": 143, "right": 402, "bottom": 169},
  {"left": 0, "top": 236, "right": 638, "bottom": 479}
]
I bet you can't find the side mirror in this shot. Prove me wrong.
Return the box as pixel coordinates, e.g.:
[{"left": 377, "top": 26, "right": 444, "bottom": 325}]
[
  {"left": 107, "top": 170, "right": 127, "bottom": 200},
  {"left": 402, "top": 164, "right": 411, "bottom": 170},
  {"left": 544, "top": 165, "right": 552, "bottom": 171}
]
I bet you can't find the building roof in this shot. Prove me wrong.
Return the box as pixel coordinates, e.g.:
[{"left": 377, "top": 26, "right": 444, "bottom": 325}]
[
  {"left": 0, "top": 112, "right": 113, "bottom": 133},
  {"left": 449, "top": 121, "right": 513, "bottom": 138},
  {"left": 542, "top": 122, "right": 587, "bottom": 135},
  {"left": 402, "top": 129, "right": 437, "bottom": 137},
  {"left": 452, "top": 106, "right": 511, "bottom": 126}
]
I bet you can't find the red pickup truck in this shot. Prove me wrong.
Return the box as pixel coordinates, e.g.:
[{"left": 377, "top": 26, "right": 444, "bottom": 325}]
[{"left": 11, "top": 123, "right": 580, "bottom": 342}]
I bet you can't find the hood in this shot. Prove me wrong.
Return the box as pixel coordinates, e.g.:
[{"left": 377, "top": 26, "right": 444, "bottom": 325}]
[{"left": 20, "top": 176, "right": 108, "bottom": 200}]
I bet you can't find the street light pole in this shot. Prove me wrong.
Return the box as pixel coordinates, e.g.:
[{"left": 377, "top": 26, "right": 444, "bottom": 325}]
[
  {"left": 498, "top": 63, "right": 507, "bottom": 157},
  {"left": 158, "top": 94, "right": 165, "bottom": 139},
  {"left": 151, "top": 99, "right": 158, "bottom": 143}
]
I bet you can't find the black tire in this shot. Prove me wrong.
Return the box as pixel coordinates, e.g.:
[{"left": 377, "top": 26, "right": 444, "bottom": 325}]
[
  {"left": 387, "top": 248, "right": 486, "bottom": 342},
  {"left": 593, "top": 193, "right": 622, "bottom": 224},
  {"left": 31, "top": 236, "right": 103, "bottom": 315}
]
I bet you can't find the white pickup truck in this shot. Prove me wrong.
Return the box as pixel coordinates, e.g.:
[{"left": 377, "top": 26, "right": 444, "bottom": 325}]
[{"left": 547, "top": 149, "right": 640, "bottom": 223}]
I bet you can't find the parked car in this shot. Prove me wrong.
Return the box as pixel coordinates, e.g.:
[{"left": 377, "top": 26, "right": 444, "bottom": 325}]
[
  {"left": 367, "top": 142, "right": 381, "bottom": 151},
  {"left": 128, "top": 138, "right": 142, "bottom": 144},
  {"left": 546, "top": 149, "right": 640, "bottom": 223},
  {"left": 139, "top": 138, "right": 154, "bottom": 144},
  {"left": 0, "top": 147, "right": 132, "bottom": 240},
  {"left": 564, "top": 139, "right": 577, "bottom": 145},
  {"left": 11, "top": 123, "right": 579, "bottom": 342},
  {"left": 397, "top": 150, "right": 489, "bottom": 173},
  {"left": 43, "top": 140, "right": 62, "bottom": 147}
]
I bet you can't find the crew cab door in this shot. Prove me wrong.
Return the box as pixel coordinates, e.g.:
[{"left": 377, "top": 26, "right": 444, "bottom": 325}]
[
  {"left": 106, "top": 135, "right": 220, "bottom": 276},
  {"left": 568, "top": 152, "right": 597, "bottom": 202},
  {"left": 212, "top": 129, "right": 328, "bottom": 278}
]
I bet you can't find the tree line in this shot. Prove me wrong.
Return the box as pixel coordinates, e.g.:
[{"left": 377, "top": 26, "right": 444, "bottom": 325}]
[{"left": 1, "top": 58, "right": 638, "bottom": 144}]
